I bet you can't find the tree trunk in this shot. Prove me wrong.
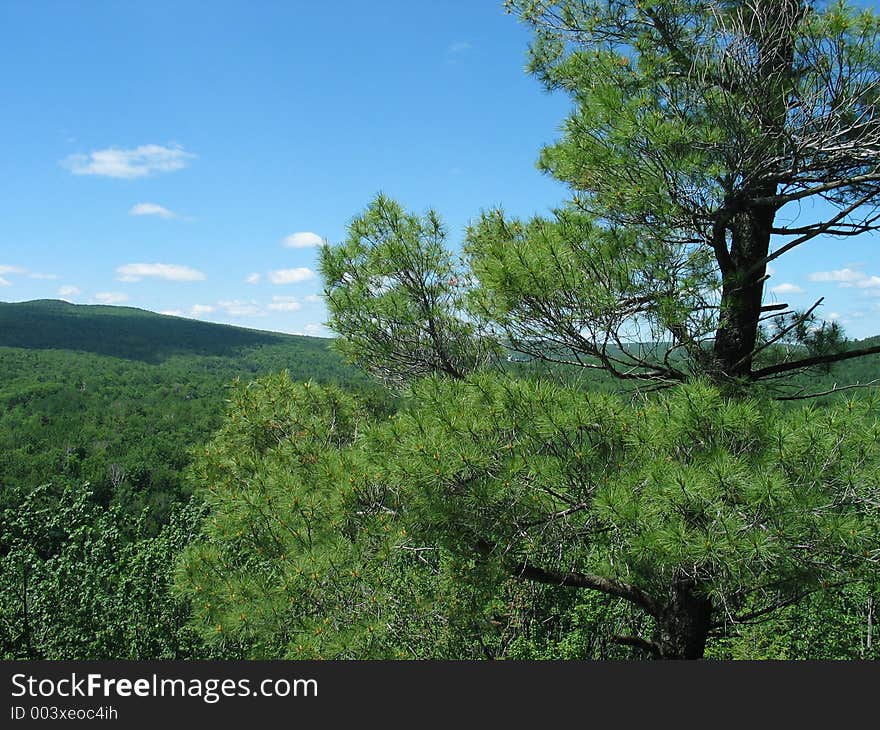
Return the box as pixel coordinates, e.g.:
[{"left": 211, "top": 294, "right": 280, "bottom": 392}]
[
  {"left": 712, "top": 2, "right": 802, "bottom": 380},
  {"left": 657, "top": 580, "right": 712, "bottom": 660},
  {"left": 713, "top": 203, "right": 775, "bottom": 379}
]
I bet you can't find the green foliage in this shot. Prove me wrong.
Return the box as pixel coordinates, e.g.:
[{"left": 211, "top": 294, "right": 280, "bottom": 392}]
[
  {"left": 359, "top": 375, "right": 879, "bottom": 656},
  {"left": 0, "top": 301, "right": 376, "bottom": 531},
  {"left": 465, "top": 207, "right": 716, "bottom": 377},
  {"left": 0, "top": 300, "right": 381, "bottom": 659},
  {"left": 175, "top": 374, "right": 400, "bottom": 657},
  {"left": 0, "top": 483, "right": 224, "bottom": 659},
  {"left": 708, "top": 582, "right": 879, "bottom": 660},
  {"left": 321, "top": 195, "right": 495, "bottom": 389},
  {"left": 7, "top": 0, "right": 880, "bottom": 661},
  {"left": 178, "top": 369, "right": 879, "bottom": 658},
  {"left": 174, "top": 372, "right": 654, "bottom": 658}
]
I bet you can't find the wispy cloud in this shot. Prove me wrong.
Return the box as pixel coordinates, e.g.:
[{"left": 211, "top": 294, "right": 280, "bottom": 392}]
[
  {"left": 447, "top": 40, "right": 471, "bottom": 55},
  {"left": 29, "top": 272, "right": 59, "bottom": 280},
  {"left": 854, "top": 275, "right": 880, "bottom": 289},
  {"left": 808, "top": 268, "right": 866, "bottom": 283},
  {"left": 189, "top": 304, "right": 216, "bottom": 317},
  {"left": 161, "top": 305, "right": 215, "bottom": 319},
  {"left": 267, "top": 295, "right": 301, "bottom": 312},
  {"left": 809, "top": 268, "right": 880, "bottom": 293},
  {"left": 282, "top": 231, "right": 323, "bottom": 249},
  {"left": 218, "top": 299, "right": 264, "bottom": 317},
  {"left": 94, "top": 292, "right": 129, "bottom": 305},
  {"left": 62, "top": 144, "right": 195, "bottom": 179},
  {"left": 770, "top": 282, "right": 804, "bottom": 295},
  {"left": 245, "top": 272, "right": 261, "bottom": 285},
  {"left": 0, "top": 265, "right": 25, "bottom": 286},
  {"left": 304, "top": 293, "right": 323, "bottom": 303},
  {"left": 116, "top": 262, "right": 206, "bottom": 282},
  {"left": 58, "top": 285, "right": 81, "bottom": 297},
  {"left": 130, "top": 202, "right": 177, "bottom": 219},
  {"left": 267, "top": 267, "right": 316, "bottom": 285}
]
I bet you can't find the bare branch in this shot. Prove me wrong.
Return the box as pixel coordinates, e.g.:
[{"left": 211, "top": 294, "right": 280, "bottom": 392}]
[
  {"left": 774, "top": 379, "right": 880, "bottom": 401},
  {"left": 751, "top": 343, "right": 880, "bottom": 380},
  {"left": 738, "top": 297, "right": 823, "bottom": 370}
]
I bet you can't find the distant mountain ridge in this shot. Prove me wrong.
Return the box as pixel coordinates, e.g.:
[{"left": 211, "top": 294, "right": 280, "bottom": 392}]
[
  {"left": 2, "top": 298, "right": 876, "bottom": 388},
  {"left": 0, "top": 299, "right": 321, "bottom": 363}
]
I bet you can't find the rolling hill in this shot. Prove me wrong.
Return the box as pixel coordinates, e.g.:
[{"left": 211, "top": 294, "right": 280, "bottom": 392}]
[
  {"left": 0, "top": 299, "right": 332, "bottom": 365},
  {"left": 0, "top": 300, "right": 378, "bottom": 529}
]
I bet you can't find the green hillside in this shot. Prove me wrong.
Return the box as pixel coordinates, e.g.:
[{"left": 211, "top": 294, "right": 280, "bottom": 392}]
[
  {"left": 0, "top": 299, "right": 377, "bottom": 530},
  {"left": 1, "top": 299, "right": 324, "bottom": 363}
]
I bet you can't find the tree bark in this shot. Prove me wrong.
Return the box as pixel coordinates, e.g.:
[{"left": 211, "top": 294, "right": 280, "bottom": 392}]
[
  {"left": 657, "top": 580, "right": 713, "bottom": 660},
  {"left": 713, "top": 202, "right": 776, "bottom": 378}
]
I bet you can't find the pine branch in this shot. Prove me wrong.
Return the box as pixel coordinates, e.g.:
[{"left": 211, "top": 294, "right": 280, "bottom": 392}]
[{"left": 474, "top": 540, "right": 660, "bottom": 618}]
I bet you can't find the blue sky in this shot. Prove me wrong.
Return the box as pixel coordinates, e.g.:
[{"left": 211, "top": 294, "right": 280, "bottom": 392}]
[{"left": 1, "top": 1, "right": 879, "bottom": 339}]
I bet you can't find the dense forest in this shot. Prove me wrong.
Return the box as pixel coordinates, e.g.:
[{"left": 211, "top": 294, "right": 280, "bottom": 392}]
[
  {"left": 0, "top": 301, "right": 376, "bottom": 527},
  {"left": 0, "top": 302, "right": 386, "bottom": 658},
  {"left": 3, "top": 0, "right": 880, "bottom": 661},
  {"left": 0, "top": 299, "right": 876, "bottom": 659}
]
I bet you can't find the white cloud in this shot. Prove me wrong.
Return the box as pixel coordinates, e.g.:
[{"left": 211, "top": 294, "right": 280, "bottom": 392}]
[
  {"left": 808, "top": 268, "right": 866, "bottom": 283},
  {"left": 245, "top": 272, "right": 261, "bottom": 285},
  {"left": 189, "top": 304, "right": 215, "bottom": 317},
  {"left": 304, "top": 323, "right": 325, "bottom": 335},
  {"left": 58, "top": 285, "right": 81, "bottom": 297},
  {"left": 282, "top": 231, "right": 323, "bottom": 249},
  {"left": 770, "top": 283, "right": 804, "bottom": 295},
  {"left": 218, "top": 299, "right": 264, "bottom": 317},
  {"left": 0, "top": 265, "right": 25, "bottom": 275},
  {"left": 268, "top": 267, "right": 316, "bottom": 285},
  {"left": 808, "top": 267, "right": 880, "bottom": 296},
  {"left": 130, "top": 202, "right": 177, "bottom": 219},
  {"left": 160, "top": 309, "right": 184, "bottom": 317},
  {"left": 61, "top": 144, "right": 195, "bottom": 179},
  {"left": 854, "top": 275, "right": 880, "bottom": 289},
  {"left": 0, "top": 277, "right": 10, "bottom": 287},
  {"left": 267, "top": 295, "right": 302, "bottom": 312},
  {"left": 447, "top": 41, "right": 471, "bottom": 55},
  {"left": 304, "top": 293, "right": 323, "bottom": 303},
  {"left": 29, "top": 272, "right": 59, "bottom": 280},
  {"left": 116, "top": 262, "right": 206, "bottom": 282},
  {"left": 94, "top": 292, "right": 129, "bottom": 305}
]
